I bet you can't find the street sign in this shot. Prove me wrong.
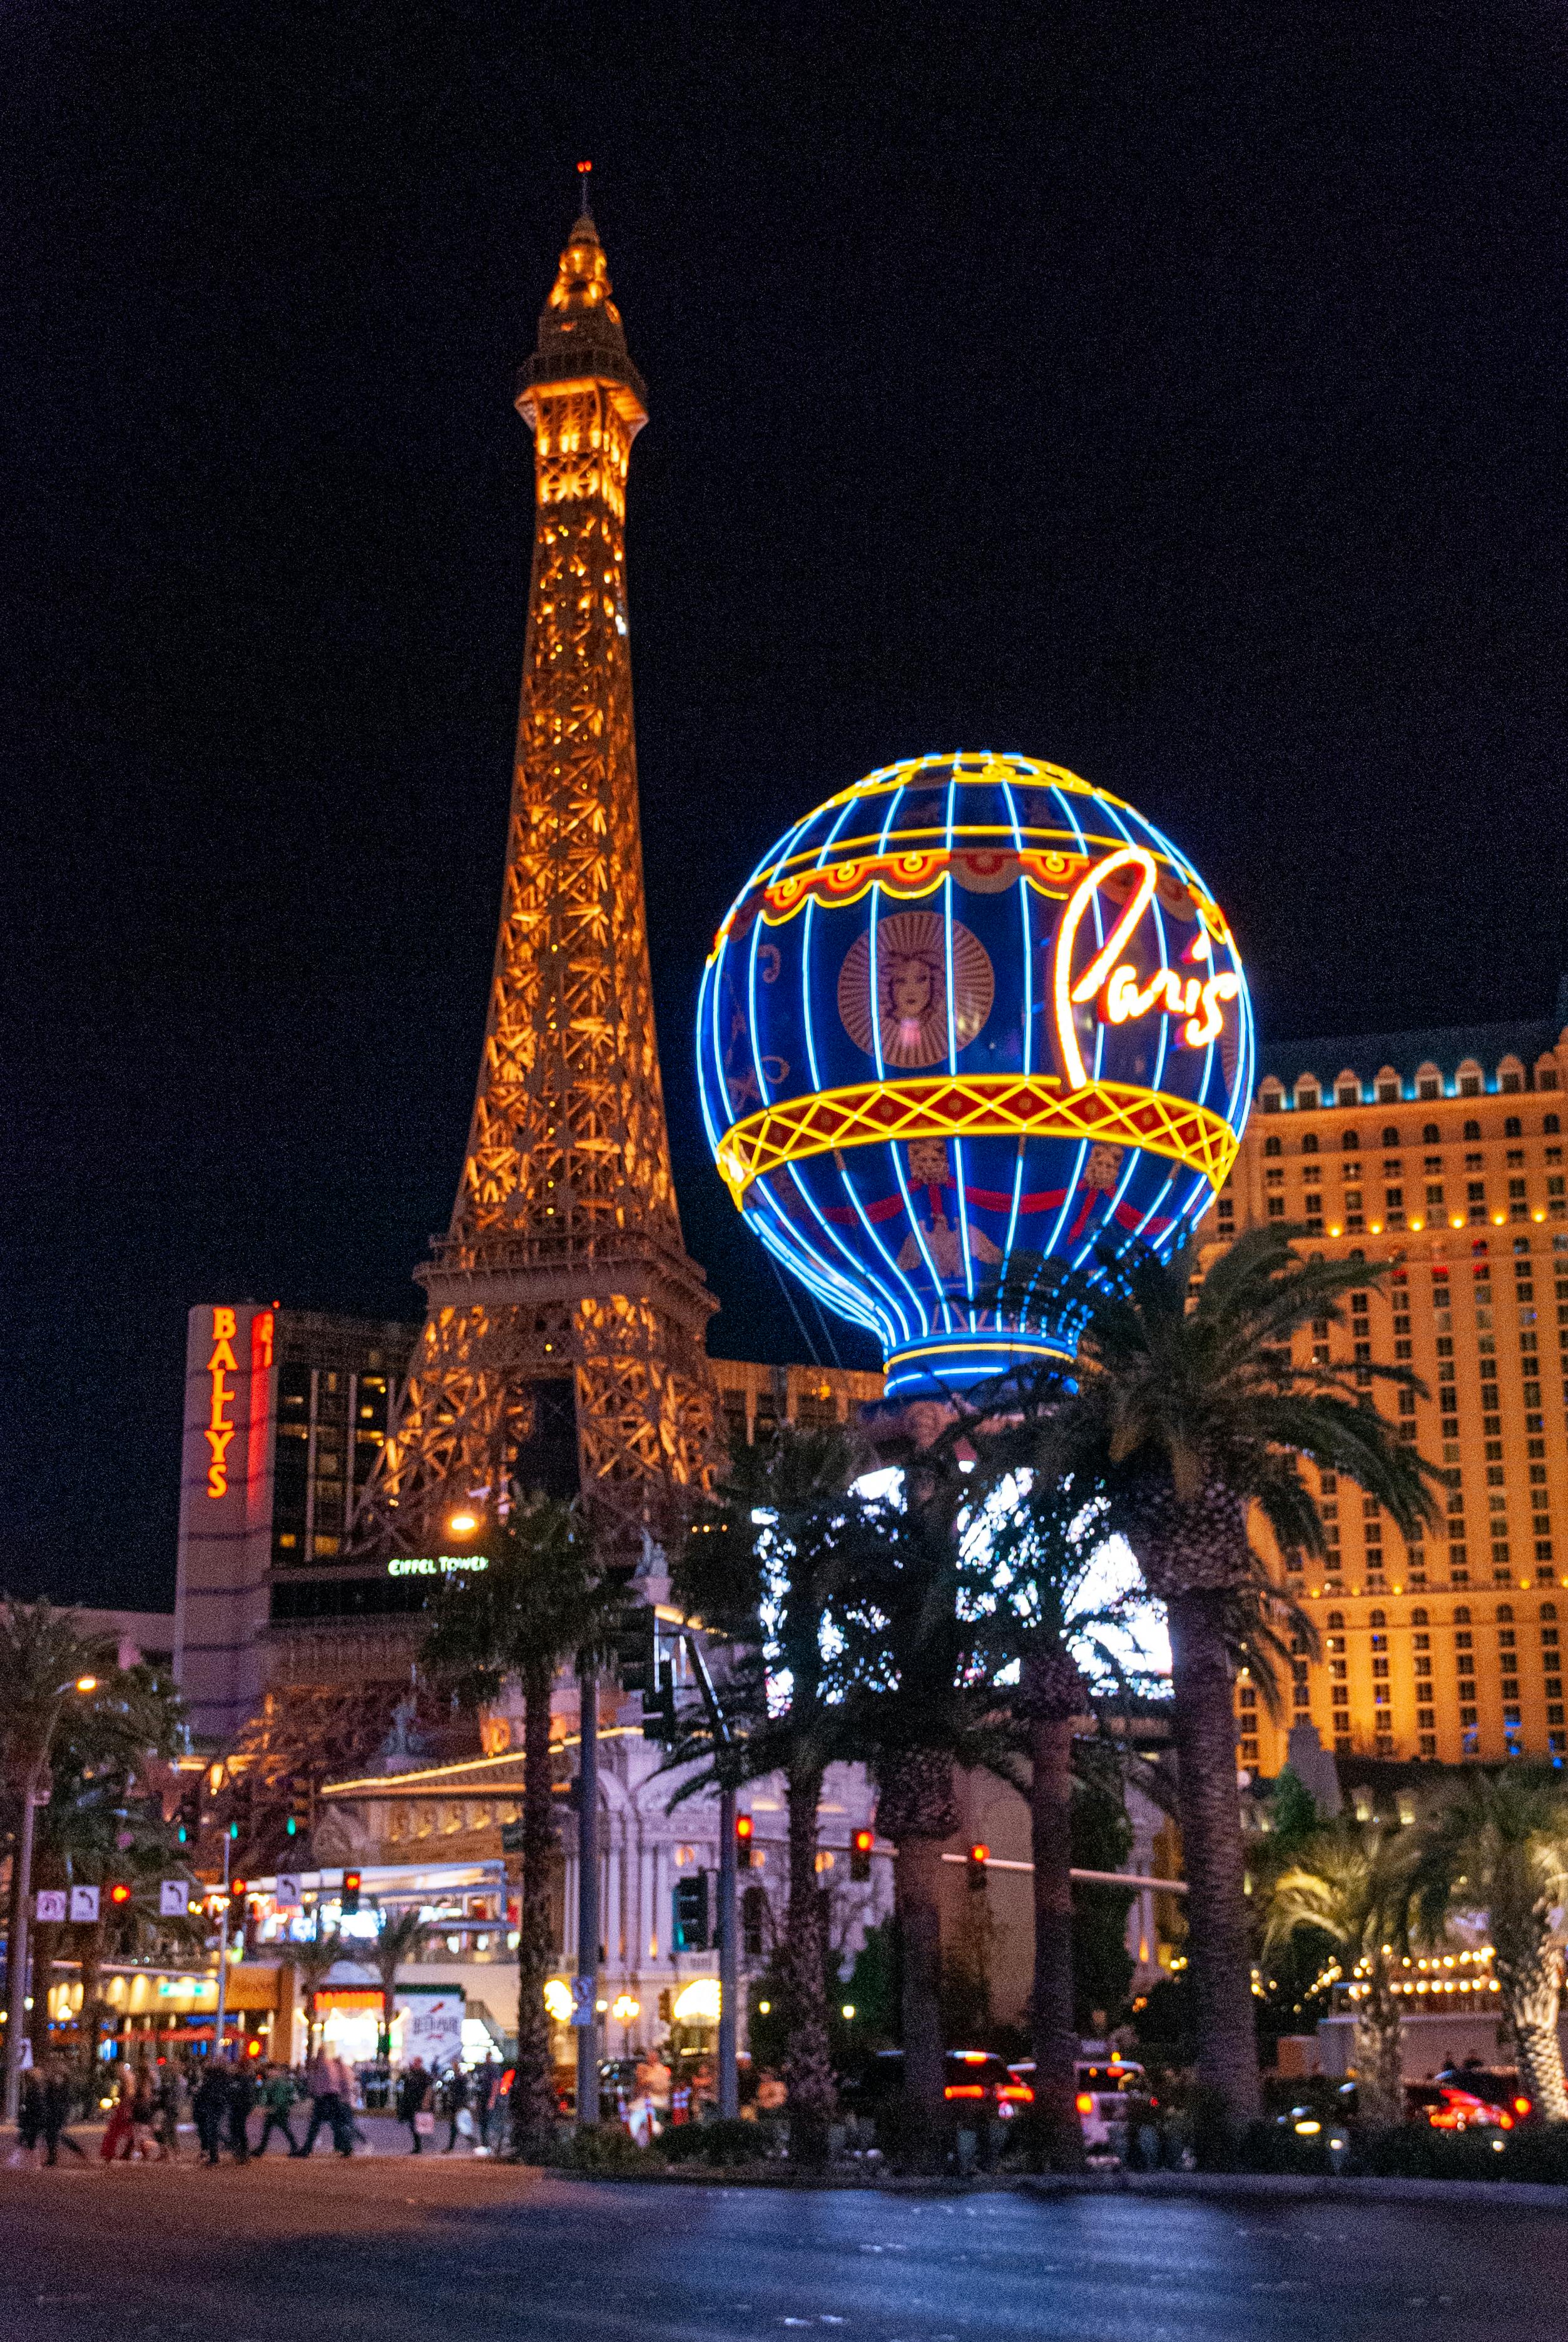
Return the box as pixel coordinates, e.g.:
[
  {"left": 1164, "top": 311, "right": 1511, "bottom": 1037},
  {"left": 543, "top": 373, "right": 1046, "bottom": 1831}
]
[
  {"left": 34, "top": 1891, "right": 66, "bottom": 1924},
  {"left": 275, "top": 1873, "right": 303, "bottom": 1908},
  {"left": 15, "top": 2039, "right": 32, "bottom": 2071},
  {"left": 69, "top": 1885, "right": 100, "bottom": 1923},
  {"left": 159, "top": 1880, "right": 188, "bottom": 1917},
  {"left": 569, "top": 1974, "right": 596, "bottom": 2029}
]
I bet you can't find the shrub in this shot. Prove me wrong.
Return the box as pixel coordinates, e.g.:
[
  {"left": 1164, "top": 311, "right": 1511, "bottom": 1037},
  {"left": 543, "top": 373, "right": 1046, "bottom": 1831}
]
[
  {"left": 654, "top": 2116, "right": 780, "bottom": 2167},
  {"left": 567, "top": 2122, "right": 647, "bottom": 2175}
]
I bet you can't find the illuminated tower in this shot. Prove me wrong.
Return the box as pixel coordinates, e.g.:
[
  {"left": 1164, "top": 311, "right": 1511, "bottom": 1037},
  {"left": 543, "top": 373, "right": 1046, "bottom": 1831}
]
[{"left": 365, "top": 198, "right": 716, "bottom": 1554}]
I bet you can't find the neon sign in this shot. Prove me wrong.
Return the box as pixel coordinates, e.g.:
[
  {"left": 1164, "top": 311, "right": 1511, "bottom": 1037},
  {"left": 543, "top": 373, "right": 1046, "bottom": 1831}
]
[
  {"left": 205, "top": 1308, "right": 239, "bottom": 1497},
  {"left": 1052, "top": 845, "right": 1241, "bottom": 1091},
  {"left": 387, "top": 1554, "right": 491, "bottom": 1577}
]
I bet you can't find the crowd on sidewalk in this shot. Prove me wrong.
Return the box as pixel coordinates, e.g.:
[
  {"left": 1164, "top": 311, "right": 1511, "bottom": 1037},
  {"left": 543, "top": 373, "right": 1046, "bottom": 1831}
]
[{"left": 8, "top": 2050, "right": 507, "bottom": 2167}]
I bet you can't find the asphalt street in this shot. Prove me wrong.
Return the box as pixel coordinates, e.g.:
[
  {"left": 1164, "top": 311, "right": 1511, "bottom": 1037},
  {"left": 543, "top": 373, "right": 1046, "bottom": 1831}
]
[{"left": 1, "top": 2156, "right": 1559, "bottom": 2341}]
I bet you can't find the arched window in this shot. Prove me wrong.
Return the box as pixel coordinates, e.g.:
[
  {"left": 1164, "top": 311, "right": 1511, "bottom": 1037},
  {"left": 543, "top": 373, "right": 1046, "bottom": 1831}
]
[
  {"left": 1454, "top": 1606, "right": 1472, "bottom": 1624},
  {"left": 1260, "top": 1078, "right": 1285, "bottom": 1113},
  {"left": 1295, "top": 1076, "right": 1321, "bottom": 1110},
  {"left": 1302, "top": 1132, "right": 1320, "bottom": 1156},
  {"left": 1327, "top": 1611, "right": 1345, "bottom": 1631},
  {"left": 1422, "top": 1122, "right": 1440, "bottom": 1144},
  {"left": 1498, "top": 1056, "right": 1524, "bottom": 1095},
  {"left": 1535, "top": 1057, "right": 1559, "bottom": 1094},
  {"left": 1497, "top": 1604, "right": 1514, "bottom": 1623},
  {"left": 1382, "top": 1124, "right": 1400, "bottom": 1148},
  {"left": 1336, "top": 1072, "right": 1362, "bottom": 1107},
  {"left": 1464, "top": 1119, "right": 1480, "bottom": 1141},
  {"left": 1545, "top": 1113, "right": 1560, "bottom": 1136},
  {"left": 1543, "top": 1602, "right": 1558, "bottom": 1621},
  {"left": 1457, "top": 1058, "right": 1484, "bottom": 1098},
  {"left": 1504, "top": 1116, "right": 1521, "bottom": 1139},
  {"left": 1416, "top": 1061, "right": 1443, "bottom": 1102},
  {"left": 1375, "top": 1067, "right": 1402, "bottom": 1104},
  {"left": 1342, "top": 1129, "right": 1360, "bottom": 1152},
  {"left": 1370, "top": 1609, "right": 1387, "bottom": 1628},
  {"left": 1412, "top": 1607, "right": 1429, "bottom": 1626},
  {"left": 1265, "top": 1134, "right": 1282, "bottom": 1157}
]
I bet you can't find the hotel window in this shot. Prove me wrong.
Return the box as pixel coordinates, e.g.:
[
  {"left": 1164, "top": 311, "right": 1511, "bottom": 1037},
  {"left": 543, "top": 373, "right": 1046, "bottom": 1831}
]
[
  {"left": 1336, "top": 1077, "right": 1362, "bottom": 1107},
  {"left": 1301, "top": 1132, "right": 1320, "bottom": 1156},
  {"left": 1261, "top": 1082, "right": 1284, "bottom": 1112},
  {"left": 1267, "top": 1194, "right": 1286, "bottom": 1218},
  {"left": 1296, "top": 1079, "right": 1321, "bottom": 1110},
  {"left": 1266, "top": 1166, "right": 1284, "bottom": 1186},
  {"left": 1342, "top": 1129, "right": 1361, "bottom": 1153},
  {"left": 1546, "top": 1112, "right": 1562, "bottom": 1132},
  {"left": 1418, "top": 1071, "right": 1442, "bottom": 1102},
  {"left": 1459, "top": 1066, "right": 1483, "bottom": 1097},
  {"left": 1425, "top": 1183, "right": 1445, "bottom": 1210},
  {"left": 1265, "top": 1134, "right": 1282, "bottom": 1157},
  {"left": 1216, "top": 1196, "right": 1235, "bottom": 1228}
]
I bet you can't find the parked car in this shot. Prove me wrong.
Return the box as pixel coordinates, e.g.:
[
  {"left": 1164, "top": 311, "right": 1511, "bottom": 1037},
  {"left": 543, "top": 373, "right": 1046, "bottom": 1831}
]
[
  {"left": 840, "top": 2049, "right": 1033, "bottom": 2120},
  {"left": 1407, "top": 2067, "right": 1533, "bottom": 2132},
  {"left": 1007, "top": 2055, "right": 1156, "bottom": 2149}
]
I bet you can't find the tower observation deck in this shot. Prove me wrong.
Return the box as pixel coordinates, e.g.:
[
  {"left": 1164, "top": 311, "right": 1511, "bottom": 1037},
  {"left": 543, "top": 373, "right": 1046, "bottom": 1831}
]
[{"left": 362, "top": 204, "right": 716, "bottom": 1556}]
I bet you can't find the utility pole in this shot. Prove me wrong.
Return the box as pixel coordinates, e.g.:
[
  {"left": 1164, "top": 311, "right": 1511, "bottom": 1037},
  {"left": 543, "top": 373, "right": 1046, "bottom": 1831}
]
[
  {"left": 574, "top": 1667, "right": 600, "bottom": 2127},
  {"left": 212, "top": 1828, "right": 232, "bottom": 2062},
  {"left": 3, "top": 1758, "right": 47, "bottom": 2122},
  {"left": 685, "top": 1632, "right": 739, "bottom": 2121}
]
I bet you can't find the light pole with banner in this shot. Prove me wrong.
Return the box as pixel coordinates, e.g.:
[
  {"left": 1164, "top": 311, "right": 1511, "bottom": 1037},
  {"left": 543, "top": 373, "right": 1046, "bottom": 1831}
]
[{"left": 4, "top": 1669, "right": 98, "bottom": 2122}]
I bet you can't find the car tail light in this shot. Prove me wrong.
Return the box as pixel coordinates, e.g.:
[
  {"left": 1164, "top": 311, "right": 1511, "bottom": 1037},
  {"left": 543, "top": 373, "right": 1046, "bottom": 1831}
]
[
  {"left": 1514, "top": 2097, "right": 1530, "bottom": 2115},
  {"left": 1499, "top": 2112, "right": 1514, "bottom": 2129},
  {"left": 999, "top": 2085, "right": 1034, "bottom": 2103},
  {"left": 944, "top": 2084, "right": 984, "bottom": 2099},
  {"left": 1075, "top": 2092, "right": 1093, "bottom": 2115}
]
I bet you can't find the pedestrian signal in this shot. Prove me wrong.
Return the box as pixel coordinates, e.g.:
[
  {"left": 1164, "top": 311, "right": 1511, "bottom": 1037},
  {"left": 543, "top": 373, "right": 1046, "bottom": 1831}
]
[
  {"left": 673, "top": 1872, "right": 709, "bottom": 1952},
  {"left": 850, "top": 1828, "right": 873, "bottom": 1882}
]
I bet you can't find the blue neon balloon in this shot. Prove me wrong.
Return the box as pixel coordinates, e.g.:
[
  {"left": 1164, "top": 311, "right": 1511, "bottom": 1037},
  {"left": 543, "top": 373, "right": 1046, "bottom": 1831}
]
[{"left": 696, "top": 753, "right": 1254, "bottom": 1399}]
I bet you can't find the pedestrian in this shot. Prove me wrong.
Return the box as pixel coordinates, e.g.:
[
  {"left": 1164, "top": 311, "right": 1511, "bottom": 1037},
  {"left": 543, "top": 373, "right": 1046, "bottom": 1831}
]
[
  {"left": 192, "top": 2062, "right": 229, "bottom": 2166},
  {"left": 16, "top": 2070, "right": 44, "bottom": 2165},
  {"left": 228, "top": 2058, "right": 258, "bottom": 2163},
  {"left": 443, "top": 2064, "right": 471, "bottom": 2152},
  {"left": 255, "top": 2062, "right": 300, "bottom": 2157},
  {"left": 153, "top": 2063, "right": 185, "bottom": 2162},
  {"left": 101, "top": 2070, "right": 137, "bottom": 2162},
  {"left": 131, "top": 2065, "right": 164, "bottom": 2159},
  {"left": 40, "top": 2058, "right": 86, "bottom": 2165},
  {"left": 473, "top": 2056, "right": 499, "bottom": 2154},
  {"left": 397, "top": 2057, "right": 433, "bottom": 2154},
  {"left": 296, "top": 2046, "right": 344, "bottom": 2157}
]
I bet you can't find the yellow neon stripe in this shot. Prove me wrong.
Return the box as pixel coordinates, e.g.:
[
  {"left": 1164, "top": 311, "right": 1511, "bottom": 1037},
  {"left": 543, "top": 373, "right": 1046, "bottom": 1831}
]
[
  {"left": 713, "top": 1074, "right": 1239, "bottom": 1205},
  {"left": 890, "top": 1338, "right": 1073, "bottom": 1363}
]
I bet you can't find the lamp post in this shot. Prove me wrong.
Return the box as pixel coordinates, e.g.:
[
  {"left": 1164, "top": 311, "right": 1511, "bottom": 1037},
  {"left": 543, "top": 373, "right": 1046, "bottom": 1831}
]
[
  {"left": 4, "top": 1672, "right": 97, "bottom": 2121},
  {"left": 574, "top": 1666, "right": 599, "bottom": 2128}
]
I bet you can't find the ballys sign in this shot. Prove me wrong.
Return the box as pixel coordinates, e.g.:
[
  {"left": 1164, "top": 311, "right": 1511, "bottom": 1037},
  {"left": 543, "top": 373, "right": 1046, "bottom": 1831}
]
[{"left": 204, "top": 1305, "right": 273, "bottom": 1498}]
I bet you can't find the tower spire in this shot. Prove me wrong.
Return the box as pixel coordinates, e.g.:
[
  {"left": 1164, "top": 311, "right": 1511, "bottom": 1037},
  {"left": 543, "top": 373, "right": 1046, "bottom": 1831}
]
[
  {"left": 576, "top": 156, "right": 593, "bottom": 218},
  {"left": 362, "top": 208, "right": 716, "bottom": 1555}
]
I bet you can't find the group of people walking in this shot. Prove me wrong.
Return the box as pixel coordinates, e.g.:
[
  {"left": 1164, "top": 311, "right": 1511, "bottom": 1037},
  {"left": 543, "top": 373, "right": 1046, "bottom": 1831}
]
[{"left": 13, "top": 2050, "right": 504, "bottom": 2166}]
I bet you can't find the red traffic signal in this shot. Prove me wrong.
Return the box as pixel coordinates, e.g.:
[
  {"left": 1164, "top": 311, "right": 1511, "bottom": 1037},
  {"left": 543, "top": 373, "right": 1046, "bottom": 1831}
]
[
  {"left": 850, "top": 1828, "right": 873, "bottom": 1883},
  {"left": 342, "top": 1869, "right": 362, "bottom": 1915},
  {"left": 108, "top": 1881, "right": 133, "bottom": 1908},
  {"left": 735, "top": 1815, "right": 754, "bottom": 1868},
  {"left": 966, "top": 1843, "right": 989, "bottom": 1890}
]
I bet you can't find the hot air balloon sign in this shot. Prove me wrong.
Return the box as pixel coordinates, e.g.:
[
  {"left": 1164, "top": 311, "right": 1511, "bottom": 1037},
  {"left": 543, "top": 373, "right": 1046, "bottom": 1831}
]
[{"left": 697, "top": 754, "right": 1253, "bottom": 1400}]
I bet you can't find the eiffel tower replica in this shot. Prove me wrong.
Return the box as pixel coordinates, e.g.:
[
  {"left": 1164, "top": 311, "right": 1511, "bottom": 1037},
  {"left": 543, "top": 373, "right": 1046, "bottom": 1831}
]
[{"left": 361, "top": 190, "right": 716, "bottom": 1559}]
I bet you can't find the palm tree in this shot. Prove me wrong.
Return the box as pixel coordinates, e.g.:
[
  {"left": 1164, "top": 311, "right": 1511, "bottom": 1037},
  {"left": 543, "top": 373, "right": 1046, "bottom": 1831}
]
[
  {"left": 287, "top": 1927, "right": 346, "bottom": 2060},
  {"left": 422, "top": 1491, "right": 625, "bottom": 2157},
  {"left": 0, "top": 1601, "right": 114, "bottom": 2082},
  {"left": 1263, "top": 1820, "right": 1413, "bottom": 2124},
  {"left": 369, "top": 1905, "right": 432, "bottom": 2060},
  {"left": 671, "top": 1422, "right": 868, "bottom": 2166},
  {"left": 835, "top": 1460, "right": 1006, "bottom": 2165},
  {"left": 1401, "top": 1768, "right": 1568, "bottom": 2122},
  {"left": 1028, "top": 1223, "right": 1438, "bottom": 2124},
  {"left": 959, "top": 1457, "right": 1140, "bottom": 2171}
]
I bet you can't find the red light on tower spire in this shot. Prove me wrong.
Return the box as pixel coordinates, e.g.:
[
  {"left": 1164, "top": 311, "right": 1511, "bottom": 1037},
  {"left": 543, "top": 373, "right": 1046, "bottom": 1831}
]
[{"left": 577, "top": 159, "right": 593, "bottom": 215}]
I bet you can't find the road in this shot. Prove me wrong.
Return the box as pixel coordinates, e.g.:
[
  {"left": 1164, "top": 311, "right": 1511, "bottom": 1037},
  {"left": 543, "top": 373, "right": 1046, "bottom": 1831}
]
[{"left": 1, "top": 2153, "right": 1559, "bottom": 2341}]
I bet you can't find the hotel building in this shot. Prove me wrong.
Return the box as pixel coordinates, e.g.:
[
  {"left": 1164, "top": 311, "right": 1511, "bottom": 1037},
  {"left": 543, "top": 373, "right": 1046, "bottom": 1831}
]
[{"left": 1213, "top": 985, "right": 1568, "bottom": 1771}]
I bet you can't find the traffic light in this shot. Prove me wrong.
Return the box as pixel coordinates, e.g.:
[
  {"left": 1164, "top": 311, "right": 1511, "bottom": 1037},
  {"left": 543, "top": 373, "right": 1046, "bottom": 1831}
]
[
  {"left": 285, "top": 1778, "right": 312, "bottom": 1840},
  {"left": 342, "top": 1870, "right": 361, "bottom": 1917},
  {"left": 229, "top": 1878, "right": 248, "bottom": 1928},
  {"left": 735, "top": 1813, "right": 754, "bottom": 1869},
  {"left": 672, "top": 1872, "right": 709, "bottom": 1952},
  {"left": 175, "top": 1780, "right": 201, "bottom": 1846},
  {"left": 108, "top": 1880, "right": 133, "bottom": 1910},
  {"left": 850, "top": 1828, "right": 873, "bottom": 1883},
  {"left": 613, "top": 1604, "right": 677, "bottom": 1743},
  {"left": 966, "top": 1843, "right": 989, "bottom": 1892},
  {"left": 741, "top": 1883, "right": 767, "bottom": 1957}
]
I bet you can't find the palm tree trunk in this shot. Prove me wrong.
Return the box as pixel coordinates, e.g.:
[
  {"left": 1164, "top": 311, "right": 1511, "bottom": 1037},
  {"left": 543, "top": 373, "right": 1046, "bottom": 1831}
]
[
  {"left": 1495, "top": 1947, "right": 1568, "bottom": 2122},
  {"left": 28, "top": 1920, "right": 61, "bottom": 2071},
  {"left": 895, "top": 1834, "right": 946, "bottom": 2163},
  {"left": 782, "top": 1764, "right": 835, "bottom": 2165},
  {"left": 1355, "top": 1953, "right": 1404, "bottom": 2127},
  {"left": 1027, "top": 1714, "right": 1085, "bottom": 2171},
  {"left": 511, "top": 1660, "right": 559, "bottom": 2157},
  {"left": 80, "top": 1918, "right": 106, "bottom": 2079},
  {"left": 1166, "top": 1590, "right": 1261, "bottom": 2126}
]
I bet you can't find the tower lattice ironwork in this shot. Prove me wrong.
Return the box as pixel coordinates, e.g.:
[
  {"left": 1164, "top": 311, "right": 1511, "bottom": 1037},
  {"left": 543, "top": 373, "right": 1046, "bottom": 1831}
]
[{"left": 362, "top": 205, "right": 716, "bottom": 1555}]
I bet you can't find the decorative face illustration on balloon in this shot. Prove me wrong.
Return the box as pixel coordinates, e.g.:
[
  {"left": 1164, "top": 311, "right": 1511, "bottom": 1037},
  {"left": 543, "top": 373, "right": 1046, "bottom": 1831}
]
[{"left": 699, "top": 753, "right": 1252, "bottom": 1400}]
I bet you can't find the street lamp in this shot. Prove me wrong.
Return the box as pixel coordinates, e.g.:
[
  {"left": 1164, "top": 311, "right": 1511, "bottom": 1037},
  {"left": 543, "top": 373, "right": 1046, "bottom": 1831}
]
[{"left": 448, "top": 1511, "right": 479, "bottom": 1537}]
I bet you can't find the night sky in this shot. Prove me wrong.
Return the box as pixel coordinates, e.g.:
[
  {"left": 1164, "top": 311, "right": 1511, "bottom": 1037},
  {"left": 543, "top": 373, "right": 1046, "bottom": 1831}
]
[{"left": 4, "top": 4, "right": 1564, "bottom": 1610}]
